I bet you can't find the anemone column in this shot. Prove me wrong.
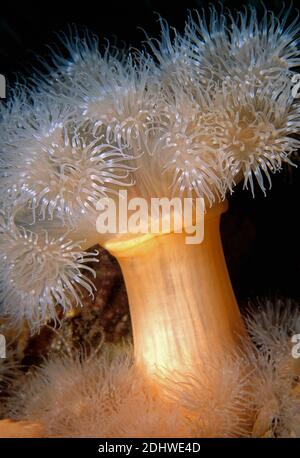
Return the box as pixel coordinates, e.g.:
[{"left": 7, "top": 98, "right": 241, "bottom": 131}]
[{"left": 106, "top": 201, "right": 245, "bottom": 376}]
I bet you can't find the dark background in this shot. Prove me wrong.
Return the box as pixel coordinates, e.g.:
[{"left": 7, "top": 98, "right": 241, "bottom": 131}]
[{"left": 0, "top": 0, "right": 299, "bottom": 309}]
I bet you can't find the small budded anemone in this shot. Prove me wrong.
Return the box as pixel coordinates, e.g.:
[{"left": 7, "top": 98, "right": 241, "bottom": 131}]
[
  {"left": 0, "top": 87, "right": 29, "bottom": 148},
  {"left": 40, "top": 33, "right": 157, "bottom": 152},
  {"left": 136, "top": 74, "right": 300, "bottom": 206},
  {"left": 0, "top": 212, "right": 98, "bottom": 331},
  {"left": 0, "top": 347, "right": 20, "bottom": 419},
  {"left": 250, "top": 350, "right": 300, "bottom": 438},
  {"left": 199, "top": 79, "right": 300, "bottom": 196},
  {"left": 145, "top": 76, "right": 300, "bottom": 202},
  {"left": 33, "top": 30, "right": 122, "bottom": 99},
  {"left": 144, "top": 17, "right": 198, "bottom": 91},
  {"left": 0, "top": 324, "right": 23, "bottom": 421},
  {"left": 0, "top": 6, "right": 300, "bottom": 424},
  {"left": 75, "top": 57, "right": 156, "bottom": 151},
  {"left": 184, "top": 5, "right": 300, "bottom": 90},
  {"left": 246, "top": 298, "right": 300, "bottom": 354},
  {"left": 140, "top": 8, "right": 300, "bottom": 199},
  {"left": 145, "top": 86, "right": 227, "bottom": 204},
  {"left": 50, "top": 30, "right": 106, "bottom": 80},
  {"left": 0, "top": 95, "right": 135, "bottom": 224},
  {"left": 245, "top": 300, "right": 300, "bottom": 438},
  {"left": 160, "top": 353, "right": 254, "bottom": 438}
]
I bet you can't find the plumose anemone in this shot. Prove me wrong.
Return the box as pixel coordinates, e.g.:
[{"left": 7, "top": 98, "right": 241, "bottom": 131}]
[{"left": 0, "top": 4, "right": 300, "bottom": 437}]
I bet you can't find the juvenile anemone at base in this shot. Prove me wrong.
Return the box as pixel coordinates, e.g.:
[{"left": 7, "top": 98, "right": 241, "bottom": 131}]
[
  {"left": 0, "top": 348, "right": 20, "bottom": 420},
  {"left": 7, "top": 347, "right": 192, "bottom": 438},
  {"left": 246, "top": 299, "right": 300, "bottom": 438},
  {"left": 6, "top": 345, "right": 253, "bottom": 438},
  {"left": 5, "top": 300, "right": 300, "bottom": 438}
]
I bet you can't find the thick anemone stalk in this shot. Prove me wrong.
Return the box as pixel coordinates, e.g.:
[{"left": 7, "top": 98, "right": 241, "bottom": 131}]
[{"left": 104, "top": 201, "right": 245, "bottom": 376}]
